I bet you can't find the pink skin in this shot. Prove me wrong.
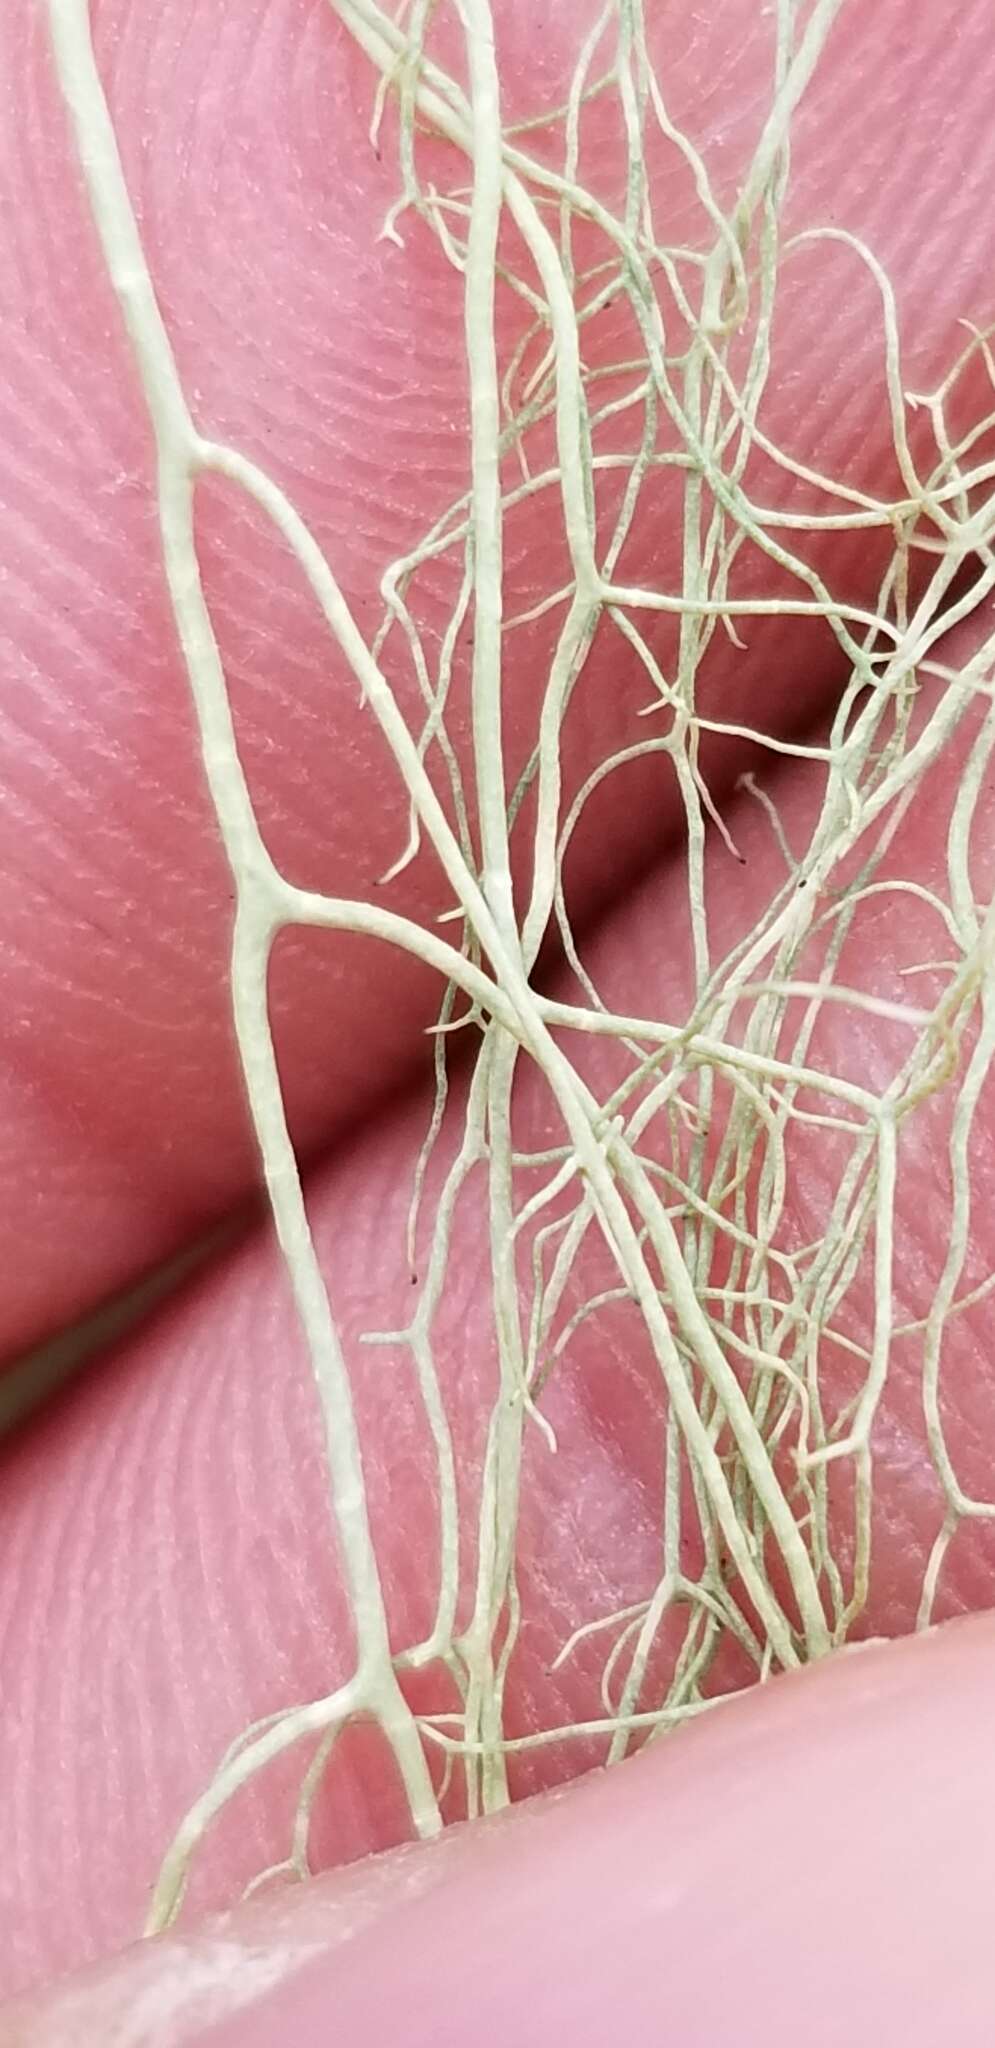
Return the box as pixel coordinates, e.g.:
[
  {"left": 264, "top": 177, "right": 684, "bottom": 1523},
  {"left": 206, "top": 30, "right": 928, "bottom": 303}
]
[
  {"left": 4, "top": 0, "right": 995, "bottom": 2032},
  {"left": 8, "top": 1620, "right": 995, "bottom": 2045},
  {"left": 5, "top": 0, "right": 995, "bottom": 1360}
]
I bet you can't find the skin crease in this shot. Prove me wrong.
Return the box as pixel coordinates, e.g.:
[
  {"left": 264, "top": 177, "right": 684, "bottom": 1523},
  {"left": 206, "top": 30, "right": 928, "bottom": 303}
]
[{"left": 5, "top": 0, "right": 995, "bottom": 2036}]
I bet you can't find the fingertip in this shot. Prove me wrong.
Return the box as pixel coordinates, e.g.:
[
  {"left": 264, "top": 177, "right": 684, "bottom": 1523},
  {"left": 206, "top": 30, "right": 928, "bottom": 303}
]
[{"left": 12, "top": 1616, "right": 995, "bottom": 2046}]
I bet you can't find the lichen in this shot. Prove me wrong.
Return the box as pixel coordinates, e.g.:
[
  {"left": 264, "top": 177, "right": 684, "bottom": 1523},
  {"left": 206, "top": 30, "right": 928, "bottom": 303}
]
[{"left": 46, "top": 0, "right": 995, "bottom": 1932}]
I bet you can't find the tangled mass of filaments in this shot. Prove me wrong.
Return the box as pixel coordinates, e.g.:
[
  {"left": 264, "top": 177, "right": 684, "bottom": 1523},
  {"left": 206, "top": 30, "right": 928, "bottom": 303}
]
[{"left": 49, "top": 0, "right": 995, "bottom": 1927}]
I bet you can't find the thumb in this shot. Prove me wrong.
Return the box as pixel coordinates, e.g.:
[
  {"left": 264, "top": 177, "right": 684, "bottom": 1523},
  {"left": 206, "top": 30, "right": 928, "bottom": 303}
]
[{"left": 7, "top": 1615, "right": 995, "bottom": 2046}]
